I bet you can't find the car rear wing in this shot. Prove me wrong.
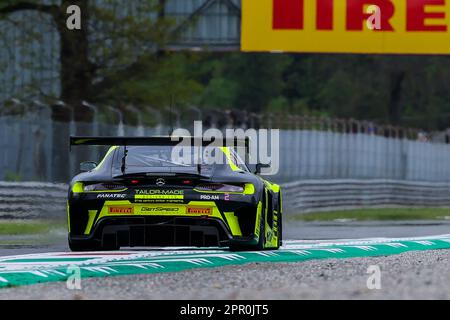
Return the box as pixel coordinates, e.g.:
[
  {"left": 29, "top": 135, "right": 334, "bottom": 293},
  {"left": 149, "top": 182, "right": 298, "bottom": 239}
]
[
  {"left": 69, "top": 136, "right": 250, "bottom": 151},
  {"left": 70, "top": 136, "right": 251, "bottom": 175}
]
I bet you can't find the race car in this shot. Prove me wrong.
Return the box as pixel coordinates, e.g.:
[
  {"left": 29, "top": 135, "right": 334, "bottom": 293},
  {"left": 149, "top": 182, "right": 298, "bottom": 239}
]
[{"left": 68, "top": 136, "right": 282, "bottom": 251}]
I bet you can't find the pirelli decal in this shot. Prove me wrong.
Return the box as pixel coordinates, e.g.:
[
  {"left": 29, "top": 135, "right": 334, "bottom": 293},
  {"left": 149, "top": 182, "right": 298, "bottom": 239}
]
[
  {"left": 187, "top": 207, "right": 213, "bottom": 215},
  {"left": 109, "top": 207, "right": 134, "bottom": 214},
  {"left": 242, "top": 0, "right": 450, "bottom": 54}
]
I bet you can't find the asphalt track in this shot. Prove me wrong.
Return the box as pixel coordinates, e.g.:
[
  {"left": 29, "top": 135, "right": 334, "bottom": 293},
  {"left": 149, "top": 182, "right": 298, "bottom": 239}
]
[
  {"left": 1, "top": 235, "right": 450, "bottom": 289},
  {"left": 2, "top": 219, "right": 450, "bottom": 257},
  {"left": 1, "top": 220, "right": 450, "bottom": 299}
]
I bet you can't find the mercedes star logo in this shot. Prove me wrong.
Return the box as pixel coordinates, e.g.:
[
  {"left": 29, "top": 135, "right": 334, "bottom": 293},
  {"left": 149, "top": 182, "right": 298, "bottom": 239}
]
[{"left": 156, "top": 178, "right": 166, "bottom": 186}]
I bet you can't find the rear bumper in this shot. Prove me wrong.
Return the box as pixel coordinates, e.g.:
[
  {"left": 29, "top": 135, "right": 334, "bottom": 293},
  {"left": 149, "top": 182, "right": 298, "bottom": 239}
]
[
  {"left": 228, "top": 236, "right": 259, "bottom": 247},
  {"left": 68, "top": 188, "right": 262, "bottom": 247},
  {"left": 70, "top": 216, "right": 234, "bottom": 248},
  {"left": 69, "top": 215, "right": 260, "bottom": 248},
  {"left": 69, "top": 199, "right": 260, "bottom": 239}
]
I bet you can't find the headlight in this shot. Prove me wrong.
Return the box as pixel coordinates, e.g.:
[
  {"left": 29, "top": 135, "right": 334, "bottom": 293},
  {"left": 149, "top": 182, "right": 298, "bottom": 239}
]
[
  {"left": 84, "top": 183, "right": 125, "bottom": 192},
  {"left": 195, "top": 183, "right": 245, "bottom": 193}
]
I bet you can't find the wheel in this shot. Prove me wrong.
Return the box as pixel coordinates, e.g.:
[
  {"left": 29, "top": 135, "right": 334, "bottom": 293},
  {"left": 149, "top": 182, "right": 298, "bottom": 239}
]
[
  {"left": 255, "top": 194, "right": 267, "bottom": 251},
  {"left": 277, "top": 211, "right": 283, "bottom": 248},
  {"left": 229, "top": 193, "right": 267, "bottom": 252},
  {"left": 277, "top": 193, "right": 283, "bottom": 248}
]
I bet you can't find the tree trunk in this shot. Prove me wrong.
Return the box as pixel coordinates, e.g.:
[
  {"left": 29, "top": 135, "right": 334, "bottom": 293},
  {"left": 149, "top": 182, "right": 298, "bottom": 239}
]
[
  {"left": 1, "top": 1, "right": 96, "bottom": 181},
  {"left": 53, "top": 0, "right": 95, "bottom": 181},
  {"left": 156, "top": 0, "right": 167, "bottom": 58},
  {"left": 388, "top": 71, "right": 405, "bottom": 126},
  {"left": 55, "top": 0, "right": 94, "bottom": 122}
]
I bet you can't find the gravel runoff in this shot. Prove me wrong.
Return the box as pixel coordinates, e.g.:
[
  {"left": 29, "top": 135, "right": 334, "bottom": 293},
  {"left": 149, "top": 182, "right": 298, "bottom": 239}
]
[{"left": 2, "top": 249, "right": 450, "bottom": 300}]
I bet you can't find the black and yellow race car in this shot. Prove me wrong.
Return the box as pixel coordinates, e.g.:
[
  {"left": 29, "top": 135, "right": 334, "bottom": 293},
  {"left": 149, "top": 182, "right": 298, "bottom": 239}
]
[{"left": 68, "top": 136, "right": 282, "bottom": 251}]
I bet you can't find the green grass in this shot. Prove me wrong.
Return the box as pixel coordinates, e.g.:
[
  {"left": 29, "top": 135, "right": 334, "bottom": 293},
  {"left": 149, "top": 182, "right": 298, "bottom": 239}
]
[
  {"left": 0, "top": 220, "right": 65, "bottom": 236},
  {"left": 293, "top": 208, "right": 450, "bottom": 222}
]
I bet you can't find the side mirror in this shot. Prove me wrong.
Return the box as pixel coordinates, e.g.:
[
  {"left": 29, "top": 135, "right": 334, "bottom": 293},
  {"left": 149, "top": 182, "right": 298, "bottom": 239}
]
[
  {"left": 250, "top": 163, "right": 271, "bottom": 174},
  {"left": 80, "top": 161, "right": 97, "bottom": 172}
]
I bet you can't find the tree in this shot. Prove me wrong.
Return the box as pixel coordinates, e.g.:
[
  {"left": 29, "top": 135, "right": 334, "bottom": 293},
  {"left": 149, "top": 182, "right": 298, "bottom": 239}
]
[
  {"left": 0, "top": 0, "right": 172, "bottom": 121},
  {"left": 0, "top": 0, "right": 182, "bottom": 181}
]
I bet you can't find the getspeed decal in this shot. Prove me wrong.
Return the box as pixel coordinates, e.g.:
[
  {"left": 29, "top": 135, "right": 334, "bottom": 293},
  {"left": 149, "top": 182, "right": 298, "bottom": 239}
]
[{"left": 141, "top": 207, "right": 180, "bottom": 213}]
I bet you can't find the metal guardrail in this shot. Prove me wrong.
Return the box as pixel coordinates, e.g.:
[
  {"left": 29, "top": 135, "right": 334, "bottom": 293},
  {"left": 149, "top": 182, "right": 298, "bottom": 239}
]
[
  {"left": 2, "top": 179, "right": 450, "bottom": 219},
  {"left": 283, "top": 179, "right": 450, "bottom": 213},
  {"left": 3, "top": 100, "right": 450, "bottom": 183},
  {"left": 0, "top": 182, "right": 68, "bottom": 219}
]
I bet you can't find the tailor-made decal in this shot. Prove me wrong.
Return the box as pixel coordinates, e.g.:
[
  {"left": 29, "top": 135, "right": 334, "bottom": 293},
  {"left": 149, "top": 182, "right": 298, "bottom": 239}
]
[
  {"left": 135, "top": 190, "right": 184, "bottom": 195},
  {"left": 135, "top": 189, "right": 185, "bottom": 203},
  {"left": 136, "top": 199, "right": 184, "bottom": 204}
]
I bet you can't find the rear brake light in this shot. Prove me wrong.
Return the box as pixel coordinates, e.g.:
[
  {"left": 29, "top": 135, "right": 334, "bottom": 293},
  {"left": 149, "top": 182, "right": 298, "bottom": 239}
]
[
  {"left": 84, "top": 183, "right": 125, "bottom": 192},
  {"left": 195, "top": 183, "right": 244, "bottom": 193}
]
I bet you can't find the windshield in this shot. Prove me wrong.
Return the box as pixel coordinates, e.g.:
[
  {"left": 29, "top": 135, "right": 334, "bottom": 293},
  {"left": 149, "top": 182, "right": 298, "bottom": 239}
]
[
  {"left": 113, "top": 146, "right": 235, "bottom": 171},
  {"left": 124, "top": 146, "right": 190, "bottom": 167}
]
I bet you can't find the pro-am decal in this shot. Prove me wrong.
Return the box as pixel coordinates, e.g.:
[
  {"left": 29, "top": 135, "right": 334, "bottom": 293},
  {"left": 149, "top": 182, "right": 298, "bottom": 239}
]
[{"left": 200, "top": 194, "right": 220, "bottom": 201}]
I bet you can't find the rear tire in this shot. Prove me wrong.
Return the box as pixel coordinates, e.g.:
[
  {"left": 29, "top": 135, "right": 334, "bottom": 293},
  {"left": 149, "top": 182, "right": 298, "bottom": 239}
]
[
  {"left": 277, "top": 211, "right": 283, "bottom": 248},
  {"left": 229, "top": 193, "right": 266, "bottom": 252},
  {"left": 277, "top": 192, "right": 283, "bottom": 248},
  {"left": 255, "top": 204, "right": 266, "bottom": 251}
]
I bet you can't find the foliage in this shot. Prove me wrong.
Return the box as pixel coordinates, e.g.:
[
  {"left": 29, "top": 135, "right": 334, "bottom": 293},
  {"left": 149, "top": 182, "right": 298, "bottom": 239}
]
[
  {"left": 294, "top": 208, "right": 450, "bottom": 222},
  {"left": 2, "top": 1, "right": 450, "bottom": 129},
  {"left": 4, "top": 171, "right": 22, "bottom": 182}
]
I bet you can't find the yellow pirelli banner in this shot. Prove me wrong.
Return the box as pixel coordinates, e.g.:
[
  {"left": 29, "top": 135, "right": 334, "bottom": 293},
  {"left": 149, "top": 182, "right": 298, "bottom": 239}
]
[{"left": 241, "top": 0, "right": 450, "bottom": 54}]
